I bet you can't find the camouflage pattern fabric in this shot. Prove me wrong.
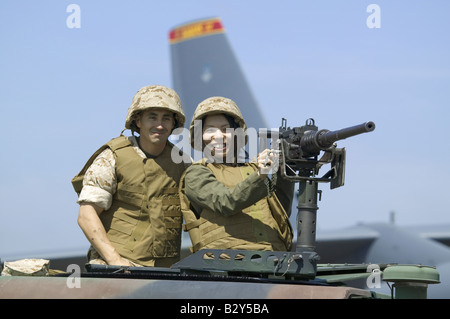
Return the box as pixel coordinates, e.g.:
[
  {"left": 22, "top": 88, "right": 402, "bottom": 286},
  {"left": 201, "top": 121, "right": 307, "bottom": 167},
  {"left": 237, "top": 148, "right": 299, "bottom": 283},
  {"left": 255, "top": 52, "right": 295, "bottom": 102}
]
[
  {"left": 125, "top": 85, "right": 185, "bottom": 133},
  {"left": 1, "top": 259, "right": 50, "bottom": 276},
  {"left": 77, "top": 135, "right": 144, "bottom": 210}
]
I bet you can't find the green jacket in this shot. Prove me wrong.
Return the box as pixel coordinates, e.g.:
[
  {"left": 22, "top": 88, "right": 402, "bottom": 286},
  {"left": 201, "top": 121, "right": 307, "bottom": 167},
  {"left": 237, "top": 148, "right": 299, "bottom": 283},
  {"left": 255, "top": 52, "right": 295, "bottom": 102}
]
[{"left": 180, "top": 160, "right": 293, "bottom": 252}]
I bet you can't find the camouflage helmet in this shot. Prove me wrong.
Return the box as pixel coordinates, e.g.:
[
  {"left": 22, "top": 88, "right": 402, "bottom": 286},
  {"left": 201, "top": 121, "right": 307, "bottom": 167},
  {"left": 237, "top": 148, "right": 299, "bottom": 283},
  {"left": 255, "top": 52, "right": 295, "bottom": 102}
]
[
  {"left": 189, "top": 96, "right": 247, "bottom": 150},
  {"left": 125, "top": 85, "right": 185, "bottom": 134}
]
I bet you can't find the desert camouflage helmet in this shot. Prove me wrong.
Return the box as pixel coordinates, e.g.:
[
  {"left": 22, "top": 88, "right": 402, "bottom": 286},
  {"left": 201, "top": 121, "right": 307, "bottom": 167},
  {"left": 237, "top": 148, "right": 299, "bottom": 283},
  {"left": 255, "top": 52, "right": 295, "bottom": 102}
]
[
  {"left": 125, "top": 85, "right": 185, "bottom": 133},
  {"left": 190, "top": 96, "right": 247, "bottom": 150}
]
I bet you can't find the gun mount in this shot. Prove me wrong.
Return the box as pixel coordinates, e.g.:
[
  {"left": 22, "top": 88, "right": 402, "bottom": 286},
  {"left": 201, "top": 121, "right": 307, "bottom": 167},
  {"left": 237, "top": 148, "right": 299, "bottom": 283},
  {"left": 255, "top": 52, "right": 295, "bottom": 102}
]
[
  {"left": 283, "top": 119, "right": 374, "bottom": 253},
  {"left": 259, "top": 118, "right": 376, "bottom": 273}
]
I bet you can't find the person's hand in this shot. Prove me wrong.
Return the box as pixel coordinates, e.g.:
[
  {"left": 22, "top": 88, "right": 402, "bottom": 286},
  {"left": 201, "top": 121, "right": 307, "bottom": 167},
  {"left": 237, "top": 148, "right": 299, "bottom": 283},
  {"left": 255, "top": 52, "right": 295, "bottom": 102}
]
[
  {"left": 108, "top": 255, "right": 134, "bottom": 267},
  {"left": 257, "top": 149, "right": 279, "bottom": 178},
  {"left": 117, "top": 257, "right": 134, "bottom": 267}
]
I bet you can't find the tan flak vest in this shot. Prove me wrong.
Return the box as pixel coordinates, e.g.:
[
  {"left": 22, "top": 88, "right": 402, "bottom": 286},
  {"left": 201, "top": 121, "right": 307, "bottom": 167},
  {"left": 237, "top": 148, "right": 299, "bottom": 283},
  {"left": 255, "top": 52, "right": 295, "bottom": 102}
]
[
  {"left": 72, "top": 136, "right": 185, "bottom": 266},
  {"left": 180, "top": 160, "right": 293, "bottom": 253}
]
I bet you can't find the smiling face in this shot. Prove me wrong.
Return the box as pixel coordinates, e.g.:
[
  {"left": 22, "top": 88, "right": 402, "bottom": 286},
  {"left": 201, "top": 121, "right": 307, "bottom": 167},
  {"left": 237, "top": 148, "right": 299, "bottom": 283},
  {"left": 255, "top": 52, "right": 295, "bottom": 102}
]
[
  {"left": 136, "top": 108, "right": 175, "bottom": 147},
  {"left": 202, "top": 114, "right": 234, "bottom": 162}
]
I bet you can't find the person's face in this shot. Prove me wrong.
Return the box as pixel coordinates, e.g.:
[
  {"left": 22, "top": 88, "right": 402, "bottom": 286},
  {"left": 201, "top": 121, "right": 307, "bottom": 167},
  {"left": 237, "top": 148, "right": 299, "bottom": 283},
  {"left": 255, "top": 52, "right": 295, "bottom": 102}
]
[
  {"left": 136, "top": 109, "right": 175, "bottom": 145},
  {"left": 202, "top": 114, "right": 234, "bottom": 162}
]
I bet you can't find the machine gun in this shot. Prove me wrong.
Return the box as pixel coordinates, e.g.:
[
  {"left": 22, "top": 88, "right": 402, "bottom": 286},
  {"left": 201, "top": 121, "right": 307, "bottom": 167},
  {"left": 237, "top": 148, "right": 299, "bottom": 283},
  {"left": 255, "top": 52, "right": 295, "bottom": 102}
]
[
  {"left": 259, "top": 118, "right": 375, "bottom": 274},
  {"left": 277, "top": 118, "right": 375, "bottom": 187}
]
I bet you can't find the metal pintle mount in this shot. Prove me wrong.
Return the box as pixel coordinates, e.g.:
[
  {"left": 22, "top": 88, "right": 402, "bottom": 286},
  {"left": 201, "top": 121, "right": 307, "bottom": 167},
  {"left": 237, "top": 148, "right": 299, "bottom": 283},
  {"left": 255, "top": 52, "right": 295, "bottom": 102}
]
[{"left": 172, "top": 249, "right": 319, "bottom": 280}]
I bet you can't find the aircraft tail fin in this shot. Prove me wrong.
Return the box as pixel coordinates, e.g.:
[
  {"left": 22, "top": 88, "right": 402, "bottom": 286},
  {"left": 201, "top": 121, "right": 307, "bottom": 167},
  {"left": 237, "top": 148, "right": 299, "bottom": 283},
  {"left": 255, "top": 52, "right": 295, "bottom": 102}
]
[{"left": 169, "top": 17, "right": 267, "bottom": 130}]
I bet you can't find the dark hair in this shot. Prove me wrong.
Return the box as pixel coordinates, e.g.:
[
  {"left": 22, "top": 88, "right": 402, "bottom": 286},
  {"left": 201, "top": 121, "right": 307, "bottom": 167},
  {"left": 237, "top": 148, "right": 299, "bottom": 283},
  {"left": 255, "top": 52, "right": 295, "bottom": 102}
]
[{"left": 201, "top": 114, "right": 238, "bottom": 130}]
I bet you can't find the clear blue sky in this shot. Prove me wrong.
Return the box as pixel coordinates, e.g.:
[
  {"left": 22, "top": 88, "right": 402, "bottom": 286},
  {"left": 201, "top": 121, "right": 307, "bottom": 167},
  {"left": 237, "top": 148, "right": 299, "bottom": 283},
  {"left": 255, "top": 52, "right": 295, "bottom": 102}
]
[{"left": 1, "top": 1, "right": 449, "bottom": 258}]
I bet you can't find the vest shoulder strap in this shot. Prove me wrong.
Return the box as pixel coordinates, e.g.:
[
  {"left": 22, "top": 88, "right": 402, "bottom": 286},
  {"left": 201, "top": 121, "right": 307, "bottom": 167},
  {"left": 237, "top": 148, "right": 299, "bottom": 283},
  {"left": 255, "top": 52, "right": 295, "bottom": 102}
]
[
  {"left": 71, "top": 136, "right": 132, "bottom": 194},
  {"left": 106, "top": 135, "right": 132, "bottom": 151}
]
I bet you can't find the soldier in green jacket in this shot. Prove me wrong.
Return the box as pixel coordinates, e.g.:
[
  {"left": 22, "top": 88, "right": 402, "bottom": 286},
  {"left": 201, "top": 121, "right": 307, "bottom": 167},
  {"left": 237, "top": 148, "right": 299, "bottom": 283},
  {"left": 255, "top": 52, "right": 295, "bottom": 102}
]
[
  {"left": 180, "top": 97, "right": 293, "bottom": 254},
  {"left": 73, "top": 85, "right": 190, "bottom": 267}
]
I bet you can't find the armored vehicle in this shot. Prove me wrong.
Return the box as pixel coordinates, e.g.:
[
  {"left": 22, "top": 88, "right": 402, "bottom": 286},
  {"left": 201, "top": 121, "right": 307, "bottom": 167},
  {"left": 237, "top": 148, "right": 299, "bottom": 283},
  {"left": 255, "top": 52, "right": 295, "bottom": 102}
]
[{"left": 0, "top": 117, "right": 440, "bottom": 302}]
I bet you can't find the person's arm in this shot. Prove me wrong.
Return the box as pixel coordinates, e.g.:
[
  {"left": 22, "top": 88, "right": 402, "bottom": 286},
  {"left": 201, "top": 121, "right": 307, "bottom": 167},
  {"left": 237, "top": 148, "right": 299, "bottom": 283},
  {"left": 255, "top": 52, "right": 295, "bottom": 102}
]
[
  {"left": 76, "top": 148, "right": 131, "bottom": 266},
  {"left": 77, "top": 203, "right": 132, "bottom": 266},
  {"left": 185, "top": 164, "right": 268, "bottom": 217}
]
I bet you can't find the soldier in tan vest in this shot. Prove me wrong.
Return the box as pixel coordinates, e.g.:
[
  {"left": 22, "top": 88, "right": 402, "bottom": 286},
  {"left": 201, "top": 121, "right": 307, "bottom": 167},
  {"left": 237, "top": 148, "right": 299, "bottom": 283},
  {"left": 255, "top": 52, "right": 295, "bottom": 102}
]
[
  {"left": 180, "top": 97, "right": 294, "bottom": 254},
  {"left": 72, "top": 85, "right": 190, "bottom": 267}
]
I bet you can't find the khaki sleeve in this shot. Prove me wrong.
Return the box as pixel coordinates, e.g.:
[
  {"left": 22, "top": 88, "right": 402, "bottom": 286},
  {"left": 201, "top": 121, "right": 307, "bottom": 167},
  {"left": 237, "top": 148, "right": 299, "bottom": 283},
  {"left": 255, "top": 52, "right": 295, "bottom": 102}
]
[{"left": 77, "top": 148, "right": 117, "bottom": 210}]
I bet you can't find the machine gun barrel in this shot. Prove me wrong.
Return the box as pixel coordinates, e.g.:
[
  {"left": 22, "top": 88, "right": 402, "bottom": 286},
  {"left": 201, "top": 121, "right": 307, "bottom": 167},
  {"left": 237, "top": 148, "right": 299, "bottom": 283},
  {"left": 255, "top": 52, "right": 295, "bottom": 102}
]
[
  {"left": 301, "top": 121, "right": 375, "bottom": 155},
  {"left": 318, "top": 121, "right": 375, "bottom": 146}
]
